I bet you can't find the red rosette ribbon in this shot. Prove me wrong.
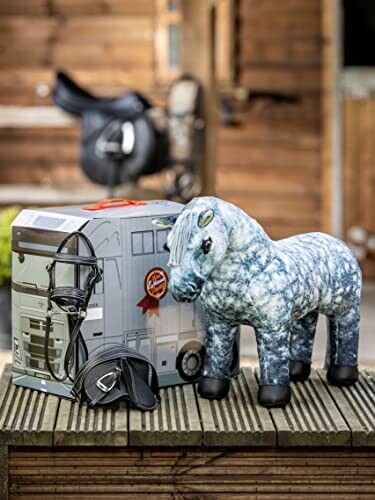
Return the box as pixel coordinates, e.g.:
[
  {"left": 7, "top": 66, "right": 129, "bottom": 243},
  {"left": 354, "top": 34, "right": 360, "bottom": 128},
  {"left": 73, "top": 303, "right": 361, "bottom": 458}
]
[{"left": 137, "top": 267, "right": 168, "bottom": 318}]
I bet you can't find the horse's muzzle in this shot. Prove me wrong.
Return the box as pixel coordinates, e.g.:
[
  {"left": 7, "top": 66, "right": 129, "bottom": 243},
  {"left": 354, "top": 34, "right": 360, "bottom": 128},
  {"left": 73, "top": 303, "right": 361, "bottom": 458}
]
[{"left": 170, "top": 279, "right": 203, "bottom": 303}]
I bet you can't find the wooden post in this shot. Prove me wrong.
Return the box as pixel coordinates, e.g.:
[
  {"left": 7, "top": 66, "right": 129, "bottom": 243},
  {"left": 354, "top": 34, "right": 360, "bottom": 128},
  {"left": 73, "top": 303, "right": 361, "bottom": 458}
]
[
  {"left": 0, "top": 446, "right": 9, "bottom": 500},
  {"left": 321, "top": 0, "right": 341, "bottom": 235},
  {"left": 181, "top": 0, "right": 217, "bottom": 195},
  {"left": 215, "top": 0, "right": 235, "bottom": 89}
]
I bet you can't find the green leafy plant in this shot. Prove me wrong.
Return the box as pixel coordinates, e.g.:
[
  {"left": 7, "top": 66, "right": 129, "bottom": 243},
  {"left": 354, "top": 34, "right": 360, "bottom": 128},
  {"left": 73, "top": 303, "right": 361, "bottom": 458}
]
[{"left": 0, "top": 207, "right": 20, "bottom": 286}]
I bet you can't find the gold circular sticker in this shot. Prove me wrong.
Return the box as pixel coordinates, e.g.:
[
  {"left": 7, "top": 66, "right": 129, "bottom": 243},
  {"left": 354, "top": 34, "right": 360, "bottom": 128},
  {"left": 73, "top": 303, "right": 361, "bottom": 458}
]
[{"left": 144, "top": 267, "right": 168, "bottom": 300}]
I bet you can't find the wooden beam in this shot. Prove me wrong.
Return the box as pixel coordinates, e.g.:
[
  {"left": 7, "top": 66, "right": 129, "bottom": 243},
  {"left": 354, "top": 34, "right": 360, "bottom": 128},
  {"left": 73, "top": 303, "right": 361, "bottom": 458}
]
[
  {"left": 181, "top": 0, "right": 217, "bottom": 195},
  {"left": 321, "top": 0, "right": 340, "bottom": 234},
  {"left": 215, "top": 0, "right": 235, "bottom": 88},
  {"left": 0, "top": 184, "right": 167, "bottom": 206},
  {"left": 7, "top": 447, "right": 375, "bottom": 496},
  {"left": 0, "top": 106, "right": 76, "bottom": 128}
]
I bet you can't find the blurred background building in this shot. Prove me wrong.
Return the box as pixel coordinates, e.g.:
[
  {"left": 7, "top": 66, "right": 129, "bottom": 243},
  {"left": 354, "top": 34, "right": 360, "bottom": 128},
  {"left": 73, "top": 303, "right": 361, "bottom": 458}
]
[{"left": 0, "top": 0, "right": 373, "bottom": 369}]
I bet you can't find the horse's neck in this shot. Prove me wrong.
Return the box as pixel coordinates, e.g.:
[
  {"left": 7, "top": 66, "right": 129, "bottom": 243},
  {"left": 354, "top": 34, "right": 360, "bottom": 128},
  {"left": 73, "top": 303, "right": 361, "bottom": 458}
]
[{"left": 225, "top": 209, "right": 275, "bottom": 269}]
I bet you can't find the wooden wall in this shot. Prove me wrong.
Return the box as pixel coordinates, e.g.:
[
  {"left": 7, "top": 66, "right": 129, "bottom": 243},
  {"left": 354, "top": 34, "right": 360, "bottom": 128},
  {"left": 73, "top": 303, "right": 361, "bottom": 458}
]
[
  {"left": 0, "top": 0, "right": 156, "bottom": 188},
  {"left": 0, "top": 0, "right": 156, "bottom": 104},
  {"left": 216, "top": 0, "right": 323, "bottom": 239}
]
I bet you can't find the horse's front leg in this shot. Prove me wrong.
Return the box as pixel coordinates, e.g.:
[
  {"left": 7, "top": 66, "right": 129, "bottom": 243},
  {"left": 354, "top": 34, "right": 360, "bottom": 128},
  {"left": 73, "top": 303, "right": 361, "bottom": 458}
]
[
  {"left": 255, "top": 324, "right": 291, "bottom": 408},
  {"left": 198, "top": 314, "right": 238, "bottom": 400}
]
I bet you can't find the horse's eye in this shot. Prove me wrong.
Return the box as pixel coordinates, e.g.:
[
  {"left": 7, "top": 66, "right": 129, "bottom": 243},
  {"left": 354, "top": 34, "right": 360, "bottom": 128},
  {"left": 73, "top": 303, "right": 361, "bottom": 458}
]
[
  {"left": 163, "top": 242, "right": 170, "bottom": 252},
  {"left": 202, "top": 237, "right": 212, "bottom": 254}
]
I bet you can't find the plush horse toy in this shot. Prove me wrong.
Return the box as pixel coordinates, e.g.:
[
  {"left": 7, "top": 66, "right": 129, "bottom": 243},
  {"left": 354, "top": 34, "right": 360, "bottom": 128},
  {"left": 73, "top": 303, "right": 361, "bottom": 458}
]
[{"left": 153, "top": 197, "right": 361, "bottom": 407}]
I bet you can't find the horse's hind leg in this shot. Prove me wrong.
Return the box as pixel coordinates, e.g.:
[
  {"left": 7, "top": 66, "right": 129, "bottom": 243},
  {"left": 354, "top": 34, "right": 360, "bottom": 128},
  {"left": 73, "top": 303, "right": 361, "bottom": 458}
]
[
  {"left": 326, "top": 303, "right": 360, "bottom": 386},
  {"left": 289, "top": 310, "right": 319, "bottom": 382}
]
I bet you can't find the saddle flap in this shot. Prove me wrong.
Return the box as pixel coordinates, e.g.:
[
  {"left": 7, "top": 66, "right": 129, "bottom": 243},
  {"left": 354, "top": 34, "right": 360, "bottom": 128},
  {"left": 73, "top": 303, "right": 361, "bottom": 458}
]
[
  {"left": 121, "top": 357, "right": 159, "bottom": 411},
  {"left": 73, "top": 346, "right": 160, "bottom": 411}
]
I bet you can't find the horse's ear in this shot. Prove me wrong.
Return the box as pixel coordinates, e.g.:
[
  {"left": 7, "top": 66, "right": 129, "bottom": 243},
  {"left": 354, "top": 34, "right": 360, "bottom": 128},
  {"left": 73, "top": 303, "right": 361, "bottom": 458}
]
[
  {"left": 152, "top": 215, "right": 177, "bottom": 229},
  {"left": 198, "top": 209, "right": 214, "bottom": 228}
]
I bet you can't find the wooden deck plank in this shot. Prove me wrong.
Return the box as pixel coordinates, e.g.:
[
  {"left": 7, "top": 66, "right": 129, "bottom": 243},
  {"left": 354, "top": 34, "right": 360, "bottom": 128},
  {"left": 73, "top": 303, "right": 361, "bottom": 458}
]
[
  {"left": 256, "top": 368, "right": 350, "bottom": 447},
  {"left": 54, "top": 398, "right": 127, "bottom": 446},
  {"left": 317, "top": 368, "right": 375, "bottom": 447},
  {"left": 129, "top": 384, "right": 202, "bottom": 446},
  {"left": 0, "top": 365, "right": 59, "bottom": 446},
  {"left": 198, "top": 368, "right": 276, "bottom": 446}
]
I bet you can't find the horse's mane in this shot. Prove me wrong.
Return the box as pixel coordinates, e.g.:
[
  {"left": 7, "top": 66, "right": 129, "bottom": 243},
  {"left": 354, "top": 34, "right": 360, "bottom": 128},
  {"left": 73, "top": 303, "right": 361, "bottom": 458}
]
[{"left": 168, "top": 209, "right": 193, "bottom": 266}]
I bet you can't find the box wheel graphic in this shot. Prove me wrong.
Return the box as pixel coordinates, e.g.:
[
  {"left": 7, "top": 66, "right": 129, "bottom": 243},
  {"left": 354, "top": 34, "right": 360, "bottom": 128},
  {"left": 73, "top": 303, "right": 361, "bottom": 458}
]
[{"left": 176, "top": 341, "right": 205, "bottom": 382}]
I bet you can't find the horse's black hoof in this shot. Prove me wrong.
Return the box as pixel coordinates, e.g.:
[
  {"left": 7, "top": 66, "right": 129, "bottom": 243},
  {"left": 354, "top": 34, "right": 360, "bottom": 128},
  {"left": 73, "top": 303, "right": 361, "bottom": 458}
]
[
  {"left": 257, "top": 384, "right": 291, "bottom": 408},
  {"left": 289, "top": 360, "right": 311, "bottom": 382},
  {"left": 327, "top": 365, "right": 358, "bottom": 386},
  {"left": 198, "top": 376, "right": 230, "bottom": 400}
]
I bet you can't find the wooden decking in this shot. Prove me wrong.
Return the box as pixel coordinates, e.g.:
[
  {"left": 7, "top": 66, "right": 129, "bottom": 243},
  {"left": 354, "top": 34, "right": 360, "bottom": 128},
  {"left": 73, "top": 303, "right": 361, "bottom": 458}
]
[
  {"left": 1, "top": 364, "right": 374, "bottom": 447},
  {"left": 1, "top": 364, "right": 375, "bottom": 499}
]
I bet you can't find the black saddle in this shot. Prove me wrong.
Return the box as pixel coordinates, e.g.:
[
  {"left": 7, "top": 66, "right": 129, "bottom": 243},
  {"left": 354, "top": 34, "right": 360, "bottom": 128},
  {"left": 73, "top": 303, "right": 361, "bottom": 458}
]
[
  {"left": 53, "top": 71, "right": 168, "bottom": 188},
  {"left": 53, "top": 71, "right": 202, "bottom": 201}
]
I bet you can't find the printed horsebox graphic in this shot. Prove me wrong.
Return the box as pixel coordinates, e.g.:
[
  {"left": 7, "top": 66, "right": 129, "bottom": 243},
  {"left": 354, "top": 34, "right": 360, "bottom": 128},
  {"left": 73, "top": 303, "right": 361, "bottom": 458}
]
[
  {"left": 10, "top": 200, "right": 216, "bottom": 398},
  {"left": 137, "top": 267, "right": 169, "bottom": 317}
]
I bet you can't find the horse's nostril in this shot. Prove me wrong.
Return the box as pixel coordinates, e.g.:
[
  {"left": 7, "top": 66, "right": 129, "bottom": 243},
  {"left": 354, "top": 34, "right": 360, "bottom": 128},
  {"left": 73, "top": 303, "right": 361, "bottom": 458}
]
[{"left": 187, "top": 283, "right": 197, "bottom": 293}]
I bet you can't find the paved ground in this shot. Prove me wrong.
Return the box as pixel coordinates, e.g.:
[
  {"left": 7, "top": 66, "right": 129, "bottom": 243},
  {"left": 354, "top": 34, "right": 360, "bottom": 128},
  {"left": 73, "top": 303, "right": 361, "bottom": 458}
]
[
  {"left": 1, "top": 281, "right": 374, "bottom": 377},
  {"left": 0, "top": 350, "right": 10, "bottom": 377}
]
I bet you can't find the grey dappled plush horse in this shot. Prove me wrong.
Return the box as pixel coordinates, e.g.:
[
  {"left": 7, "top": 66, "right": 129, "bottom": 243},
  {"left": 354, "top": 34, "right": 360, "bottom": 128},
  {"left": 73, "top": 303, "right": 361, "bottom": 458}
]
[{"left": 153, "top": 197, "right": 361, "bottom": 407}]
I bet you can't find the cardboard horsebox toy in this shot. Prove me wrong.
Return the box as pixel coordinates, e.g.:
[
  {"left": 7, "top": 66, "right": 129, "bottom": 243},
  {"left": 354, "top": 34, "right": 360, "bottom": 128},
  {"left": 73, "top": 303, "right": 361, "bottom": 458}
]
[{"left": 10, "top": 198, "right": 239, "bottom": 399}]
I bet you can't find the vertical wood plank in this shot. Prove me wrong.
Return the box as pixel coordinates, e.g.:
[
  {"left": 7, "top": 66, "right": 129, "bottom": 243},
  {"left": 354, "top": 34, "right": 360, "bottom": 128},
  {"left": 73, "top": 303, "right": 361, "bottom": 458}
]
[
  {"left": 342, "top": 96, "right": 375, "bottom": 277},
  {"left": 321, "top": 0, "right": 339, "bottom": 234},
  {"left": 215, "top": 0, "right": 235, "bottom": 87},
  {"left": 181, "top": 0, "right": 217, "bottom": 195},
  {"left": 362, "top": 100, "right": 375, "bottom": 235},
  {"left": 343, "top": 97, "right": 361, "bottom": 235}
]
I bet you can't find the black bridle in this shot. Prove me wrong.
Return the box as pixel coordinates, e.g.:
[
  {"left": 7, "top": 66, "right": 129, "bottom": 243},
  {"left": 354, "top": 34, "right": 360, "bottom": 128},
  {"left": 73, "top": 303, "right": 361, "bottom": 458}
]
[{"left": 44, "top": 231, "right": 102, "bottom": 382}]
